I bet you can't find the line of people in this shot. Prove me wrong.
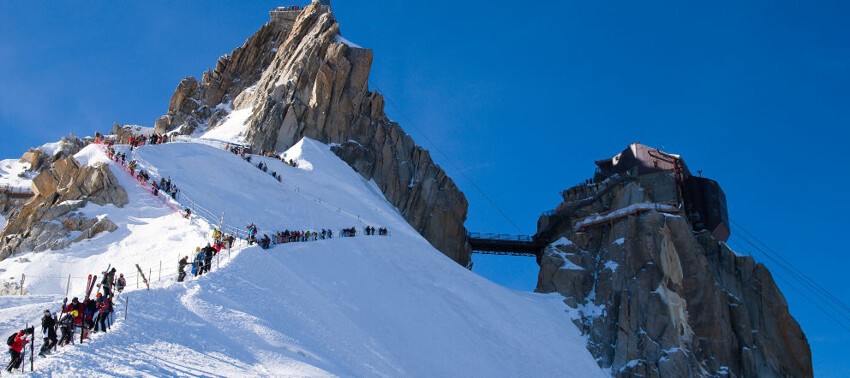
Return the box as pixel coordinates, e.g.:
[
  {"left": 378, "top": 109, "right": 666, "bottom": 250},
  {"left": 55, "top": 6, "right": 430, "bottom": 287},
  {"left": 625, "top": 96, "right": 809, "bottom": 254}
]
[
  {"left": 225, "top": 143, "right": 250, "bottom": 157},
  {"left": 178, "top": 229, "right": 235, "bottom": 281},
  {"left": 109, "top": 144, "right": 183, "bottom": 205},
  {"left": 151, "top": 176, "right": 180, "bottom": 200},
  {"left": 6, "top": 268, "right": 127, "bottom": 372},
  {"left": 247, "top": 224, "right": 389, "bottom": 250},
  {"left": 127, "top": 132, "right": 171, "bottom": 149},
  {"left": 254, "top": 161, "right": 282, "bottom": 182}
]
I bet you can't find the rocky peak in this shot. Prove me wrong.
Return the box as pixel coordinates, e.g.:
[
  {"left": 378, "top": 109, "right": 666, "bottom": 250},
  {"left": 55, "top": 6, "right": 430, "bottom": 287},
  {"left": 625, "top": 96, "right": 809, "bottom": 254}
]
[
  {"left": 535, "top": 144, "right": 811, "bottom": 377},
  {"left": 155, "top": 3, "right": 471, "bottom": 265}
]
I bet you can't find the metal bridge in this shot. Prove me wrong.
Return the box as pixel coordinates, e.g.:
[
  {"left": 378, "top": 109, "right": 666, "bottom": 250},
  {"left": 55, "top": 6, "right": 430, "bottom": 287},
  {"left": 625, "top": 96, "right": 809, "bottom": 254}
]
[{"left": 467, "top": 232, "right": 547, "bottom": 259}]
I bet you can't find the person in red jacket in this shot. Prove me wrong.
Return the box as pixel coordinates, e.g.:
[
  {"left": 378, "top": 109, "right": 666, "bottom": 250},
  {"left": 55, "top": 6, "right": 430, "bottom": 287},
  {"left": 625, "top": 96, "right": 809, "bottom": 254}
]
[
  {"left": 5, "top": 328, "right": 30, "bottom": 372},
  {"left": 65, "top": 297, "right": 84, "bottom": 327}
]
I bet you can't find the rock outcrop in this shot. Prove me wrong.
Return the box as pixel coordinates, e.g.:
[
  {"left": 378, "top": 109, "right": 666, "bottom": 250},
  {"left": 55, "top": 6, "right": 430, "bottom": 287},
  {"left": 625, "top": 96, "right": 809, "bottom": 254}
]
[
  {"left": 0, "top": 155, "right": 127, "bottom": 260},
  {"left": 0, "top": 136, "right": 88, "bottom": 231},
  {"left": 536, "top": 147, "right": 812, "bottom": 377},
  {"left": 156, "top": 3, "right": 471, "bottom": 265}
]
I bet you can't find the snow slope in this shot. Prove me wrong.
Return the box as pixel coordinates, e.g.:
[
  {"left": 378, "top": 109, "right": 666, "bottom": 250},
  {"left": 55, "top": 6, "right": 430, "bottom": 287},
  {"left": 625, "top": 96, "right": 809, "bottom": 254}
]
[
  {"left": 0, "top": 158, "right": 34, "bottom": 189},
  {"left": 199, "top": 107, "right": 251, "bottom": 145},
  {"left": 0, "top": 140, "right": 605, "bottom": 377}
]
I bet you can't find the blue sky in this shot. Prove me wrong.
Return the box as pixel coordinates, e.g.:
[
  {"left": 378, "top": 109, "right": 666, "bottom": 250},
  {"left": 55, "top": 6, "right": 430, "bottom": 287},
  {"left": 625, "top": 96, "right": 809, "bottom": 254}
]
[{"left": 2, "top": 1, "right": 848, "bottom": 375}]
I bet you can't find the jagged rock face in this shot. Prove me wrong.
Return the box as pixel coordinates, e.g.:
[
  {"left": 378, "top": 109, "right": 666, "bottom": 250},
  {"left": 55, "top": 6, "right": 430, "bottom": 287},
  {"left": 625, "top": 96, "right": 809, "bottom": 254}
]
[
  {"left": 20, "top": 136, "right": 86, "bottom": 173},
  {"left": 154, "top": 16, "right": 295, "bottom": 134},
  {"left": 0, "top": 156, "right": 127, "bottom": 260},
  {"left": 158, "top": 4, "right": 470, "bottom": 264},
  {"left": 0, "top": 136, "right": 87, "bottom": 225},
  {"left": 536, "top": 181, "right": 812, "bottom": 377},
  {"left": 243, "top": 4, "right": 469, "bottom": 264}
]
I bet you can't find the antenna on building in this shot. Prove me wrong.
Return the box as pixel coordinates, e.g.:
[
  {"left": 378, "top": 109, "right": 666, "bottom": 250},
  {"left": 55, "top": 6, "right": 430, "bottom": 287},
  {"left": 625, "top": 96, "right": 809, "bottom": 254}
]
[{"left": 698, "top": 169, "right": 703, "bottom": 177}]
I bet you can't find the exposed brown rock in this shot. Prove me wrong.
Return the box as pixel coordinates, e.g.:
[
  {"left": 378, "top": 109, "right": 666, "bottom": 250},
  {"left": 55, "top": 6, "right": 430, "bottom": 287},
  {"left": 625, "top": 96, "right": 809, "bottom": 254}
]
[
  {"left": 0, "top": 155, "right": 127, "bottom": 260},
  {"left": 155, "top": 4, "right": 471, "bottom": 264},
  {"left": 241, "top": 4, "right": 469, "bottom": 264}
]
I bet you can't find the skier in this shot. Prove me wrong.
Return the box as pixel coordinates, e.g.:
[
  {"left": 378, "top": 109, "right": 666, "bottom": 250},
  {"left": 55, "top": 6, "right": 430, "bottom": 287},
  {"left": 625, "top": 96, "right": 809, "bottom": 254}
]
[
  {"left": 202, "top": 243, "right": 215, "bottom": 273},
  {"left": 5, "top": 328, "right": 30, "bottom": 372},
  {"left": 101, "top": 268, "right": 116, "bottom": 298},
  {"left": 115, "top": 274, "right": 126, "bottom": 296},
  {"left": 58, "top": 310, "right": 74, "bottom": 346},
  {"left": 193, "top": 247, "right": 205, "bottom": 277},
  {"left": 66, "top": 297, "right": 84, "bottom": 328},
  {"left": 246, "top": 224, "right": 258, "bottom": 244},
  {"left": 39, "top": 310, "right": 57, "bottom": 357},
  {"left": 83, "top": 298, "right": 97, "bottom": 338},
  {"left": 93, "top": 294, "right": 109, "bottom": 333},
  {"left": 178, "top": 256, "right": 189, "bottom": 282}
]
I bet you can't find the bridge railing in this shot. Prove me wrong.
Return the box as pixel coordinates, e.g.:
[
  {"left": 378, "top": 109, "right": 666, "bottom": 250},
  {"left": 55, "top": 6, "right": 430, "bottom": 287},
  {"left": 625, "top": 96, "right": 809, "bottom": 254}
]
[
  {"left": 0, "top": 184, "right": 34, "bottom": 195},
  {"left": 466, "top": 232, "right": 534, "bottom": 242}
]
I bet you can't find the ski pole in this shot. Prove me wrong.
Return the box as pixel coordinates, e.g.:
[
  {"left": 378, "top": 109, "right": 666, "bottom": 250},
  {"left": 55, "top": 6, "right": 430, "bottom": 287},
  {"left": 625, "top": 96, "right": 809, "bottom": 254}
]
[{"left": 30, "top": 327, "right": 33, "bottom": 372}]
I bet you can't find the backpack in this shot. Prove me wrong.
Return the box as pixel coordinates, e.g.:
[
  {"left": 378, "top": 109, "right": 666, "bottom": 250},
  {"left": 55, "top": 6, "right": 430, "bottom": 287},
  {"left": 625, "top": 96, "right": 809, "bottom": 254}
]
[{"left": 6, "top": 332, "right": 16, "bottom": 346}]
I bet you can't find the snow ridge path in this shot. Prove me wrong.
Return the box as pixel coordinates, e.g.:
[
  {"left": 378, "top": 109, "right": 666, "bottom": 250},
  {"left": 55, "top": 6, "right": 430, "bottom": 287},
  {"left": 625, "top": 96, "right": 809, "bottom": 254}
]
[{"left": 0, "top": 139, "right": 606, "bottom": 377}]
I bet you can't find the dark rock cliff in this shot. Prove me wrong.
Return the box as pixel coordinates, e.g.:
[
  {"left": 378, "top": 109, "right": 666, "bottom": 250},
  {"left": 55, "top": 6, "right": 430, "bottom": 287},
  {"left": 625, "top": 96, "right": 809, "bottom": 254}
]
[{"left": 535, "top": 146, "right": 812, "bottom": 377}]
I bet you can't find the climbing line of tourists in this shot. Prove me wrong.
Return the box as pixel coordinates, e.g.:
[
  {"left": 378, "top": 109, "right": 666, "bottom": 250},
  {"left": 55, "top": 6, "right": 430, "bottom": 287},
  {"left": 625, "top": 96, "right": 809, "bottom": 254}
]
[
  {"left": 7, "top": 129, "right": 403, "bottom": 372},
  {"left": 5, "top": 266, "right": 125, "bottom": 373}
]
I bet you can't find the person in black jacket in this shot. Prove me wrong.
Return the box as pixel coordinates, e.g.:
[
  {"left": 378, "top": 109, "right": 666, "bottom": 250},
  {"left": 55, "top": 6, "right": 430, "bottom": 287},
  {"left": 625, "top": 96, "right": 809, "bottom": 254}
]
[
  {"left": 115, "top": 274, "right": 126, "bottom": 296},
  {"left": 202, "top": 244, "right": 215, "bottom": 274},
  {"left": 39, "top": 310, "right": 57, "bottom": 356},
  {"left": 178, "top": 256, "right": 188, "bottom": 282}
]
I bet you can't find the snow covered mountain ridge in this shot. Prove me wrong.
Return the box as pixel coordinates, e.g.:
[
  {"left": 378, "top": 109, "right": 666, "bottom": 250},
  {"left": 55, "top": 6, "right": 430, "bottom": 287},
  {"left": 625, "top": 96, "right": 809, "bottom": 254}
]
[{"left": 0, "top": 137, "right": 606, "bottom": 376}]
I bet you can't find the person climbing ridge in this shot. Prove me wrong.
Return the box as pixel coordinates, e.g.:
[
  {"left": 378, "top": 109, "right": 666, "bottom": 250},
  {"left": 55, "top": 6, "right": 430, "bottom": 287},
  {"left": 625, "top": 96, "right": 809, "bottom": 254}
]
[
  {"left": 115, "top": 274, "right": 126, "bottom": 296},
  {"left": 178, "top": 256, "right": 188, "bottom": 282},
  {"left": 39, "top": 310, "right": 57, "bottom": 357}
]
